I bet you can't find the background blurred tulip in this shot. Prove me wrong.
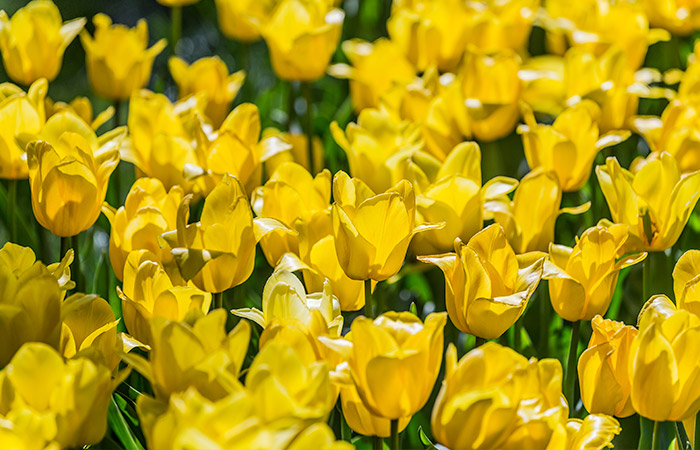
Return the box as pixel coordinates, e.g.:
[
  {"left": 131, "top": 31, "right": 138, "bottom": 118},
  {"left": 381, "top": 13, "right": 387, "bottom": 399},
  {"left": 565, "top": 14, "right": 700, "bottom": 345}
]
[{"left": 674, "top": 249, "right": 700, "bottom": 317}]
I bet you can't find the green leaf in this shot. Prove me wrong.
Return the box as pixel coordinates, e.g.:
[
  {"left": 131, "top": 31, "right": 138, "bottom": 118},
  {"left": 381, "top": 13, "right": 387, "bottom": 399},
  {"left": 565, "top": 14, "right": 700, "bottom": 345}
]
[
  {"left": 418, "top": 426, "right": 438, "bottom": 450},
  {"left": 108, "top": 394, "right": 145, "bottom": 450}
]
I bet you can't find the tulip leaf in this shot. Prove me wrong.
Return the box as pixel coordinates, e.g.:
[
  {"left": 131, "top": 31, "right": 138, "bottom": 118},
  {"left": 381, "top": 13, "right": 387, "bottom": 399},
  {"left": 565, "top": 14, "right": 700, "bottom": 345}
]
[
  {"left": 418, "top": 426, "right": 438, "bottom": 450},
  {"left": 108, "top": 394, "right": 145, "bottom": 450}
]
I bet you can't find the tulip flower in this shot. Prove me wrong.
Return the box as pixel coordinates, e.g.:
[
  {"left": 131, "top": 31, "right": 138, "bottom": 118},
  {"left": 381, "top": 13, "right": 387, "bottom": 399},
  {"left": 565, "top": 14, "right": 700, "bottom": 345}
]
[
  {"left": 0, "top": 78, "right": 47, "bottom": 179},
  {"left": 26, "top": 111, "right": 124, "bottom": 237},
  {"left": 519, "top": 101, "right": 631, "bottom": 191},
  {"left": 419, "top": 224, "right": 544, "bottom": 339},
  {"left": 102, "top": 178, "right": 184, "bottom": 281},
  {"left": 629, "top": 295, "right": 700, "bottom": 421},
  {"left": 329, "top": 38, "right": 416, "bottom": 113},
  {"left": 596, "top": 153, "right": 700, "bottom": 251},
  {"left": 156, "top": 0, "right": 199, "bottom": 6},
  {"left": 161, "top": 174, "right": 292, "bottom": 294},
  {"left": 387, "top": 0, "right": 471, "bottom": 72},
  {"left": 331, "top": 171, "right": 442, "bottom": 281},
  {"left": 80, "top": 14, "right": 166, "bottom": 101},
  {"left": 122, "top": 309, "right": 250, "bottom": 401},
  {"left": 246, "top": 340, "right": 336, "bottom": 422},
  {"left": 259, "top": 0, "right": 344, "bottom": 82},
  {"left": 461, "top": 0, "right": 538, "bottom": 54},
  {"left": 673, "top": 250, "right": 700, "bottom": 318},
  {"left": 213, "top": 0, "right": 272, "bottom": 42},
  {"left": 118, "top": 250, "right": 212, "bottom": 345},
  {"left": 169, "top": 56, "right": 245, "bottom": 127},
  {"left": 46, "top": 95, "right": 113, "bottom": 131},
  {"left": 560, "top": 414, "right": 622, "bottom": 450},
  {"left": 321, "top": 311, "right": 447, "bottom": 420},
  {"left": 331, "top": 108, "right": 423, "bottom": 193},
  {"left": 340, "top": 384, "right": 410, "bottom": 438},
  {"left": 264, "top": 130, "right": 325, "bottom": 176},
  {"left": 578, "top": 316, "right": 637, "bottom": 417},
  {"left": 0, "top": 0, "right": 85, "bottom": 86},
  {"left": 251, "top": 162, "right": 331, "bottom": 266},
  {"left": 643, "top": 0, "right": 700, "bottom": 35},
  {"left": 123, "top": 89, "right": 202, "bottom": 192},
  {"left": 492, "top": 168, "right": 589, "bottom": 253},
  {"left": 543, "top": 224, "right": 646, "bottom": 322},
  {"left": 0, "top": 342, "right": 113, "bottom": 447}
]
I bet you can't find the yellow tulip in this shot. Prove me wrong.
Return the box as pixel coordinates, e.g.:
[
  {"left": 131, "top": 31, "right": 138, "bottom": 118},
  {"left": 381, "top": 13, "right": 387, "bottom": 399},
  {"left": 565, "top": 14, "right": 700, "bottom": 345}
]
[
  {"left": 629, "top": 295, "right": 700, "bottom": 421},
  {"left": 492, "top": 168, "right": 590, "bottom": 253},
  {"left": 447, "top": 49, "right": 522, "bottom": 141},
  {"left": 331, "top": 107, "right": 423, "bottom": 193},
  {"left": 398, "top": 141, "right": 518, "bottom": 255},
  {"left": 329, "top": 38, "right": 416, "bottom": 113},
  {"left": 577, "top": 315, "right": 637, "bottom": 417},
  {"left": 169, "top": 56, "right": 245, "bottom": 127},
  {"left": 122, "top": 89, "right": 201, "bottom": 192},
  {"left": 156, "top": 0, "right": 199, "bottom": 7},
  {"left": 643, "top": 0, "right": 700, "bottom": 35},
  {"left": 596, "top": 153, "right": 700, "bottom": 251},
  {"left": 387, "top": 0, "right": 471, "bottom": 72},
  {"left": 321, "top": 311, "right": 446, "bottom": 419},
  {"left": 339, "top": 384, "right": 410, "bottom": 438},
  {"left": 331, "top": 171, "right": 442, "bottom": 281},
  {"left": 519, "top": 101, "right": 631, "bottom": 191},
  {"left": 554, "top": 414, "right": 622, "bottom": 450},
  {"left": 461, "top": 0, "right": 539, "bottom": 54},
  {"left": 251, "top": 162, "right": 330, "bottom": 266},
  {"left": 46, "top": 95, "right": 113, "bottom": 131},
  {"left": 0, "top": 79, "right": 46, "bottom": 179},
  {"left": 419, "top": 224, "right": 544, "bottom": 339},
  {"left": 26, "top": 111, "right": 124, "bottom": 236},
  {"left": 0, "top": 0, "right": 85, "bottom": 85},
  {"left": 0, "top": 407, "right": 60, "bottom": 450},
  {"left": 118, "top": 250, "right": 212, "bottom": 345},
  {"left": 632, "top": 100, "right": 700, "bottom": 174},
  {"left": 213, "top": 0, "right": 274, "bottom": 42},
  {"left": 80, "top": 14, "right": 166, "bottom": 101},
  {"left": 0, "top": 342, "right": 113, "bottom": 447},
  {"left": 260, "top": 0, "right": 344, "bottom": 82},
  {"left": 674, "top": 250, "right": 700, "bottom": 317},
  {"left": 102, "top": 177, "right": 184, "bottom": 281},
  {"left": 543, "top": 224, "right": 646, "bottom": 322},
  {"left": 122, "top": 309, "right": 250, "bottom": 401},
  {"left": 246, "top": 340, "right": 336, "bottom": 422},
  {"left": 263, "top": 130, "right": 324, "bottom": 176}
]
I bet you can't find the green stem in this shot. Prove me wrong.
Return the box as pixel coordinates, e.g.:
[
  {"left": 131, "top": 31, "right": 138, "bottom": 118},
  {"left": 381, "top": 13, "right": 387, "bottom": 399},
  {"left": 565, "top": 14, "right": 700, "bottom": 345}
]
[
  {"left": 639, "top": 416, "right": 653, "bottom": 450},
  {"left": 113, "top": 100, "right": 122, "bottom": 205},
  {"left": 72, "top": 234, "right": 84, "bottom": 293},
  {"left": 643, "top": 255, "right": 652, "bottom": 301},
  {"left": 652, "top": 421, "right": 661, "bottom": 450},
  {"left": 7, "top": 179, "right": 17, "bottom": 243},
  {"left": 60, "top": 236, "right": 70, "bottom": 261},
  {"left": 302, "top": 82, "right": 314, "bottom": 173},
  {"left": 675, "top": 421, "right": 690, "bottom": 450},
  {"left": 514, "top": 320, "right": 522, "bottom": 352},
  {"left": 564, "top": 320, "right": 581, "bottom": 412},
  {"left": 213, "top": 291, "right": 223, "bottom": 310},
  {"left": 170, "top": 6, "right": 182, "bottom": 53},
  {"left": 372, "top": 436, "right": 383, "bottom": 450},
  {"left": 287, "top": 81, "right": 296, "bottom": 132},
  {"left": 364, "top": 279, "right": 373, "bottom": 318},
  {"left": 474, "top": 336, "right": 486, "bottom": 347},
  {"left": 539, "top": 284, "right": 550, "bottom": 357},
  {"left": 390, "top": 418, "right": 399, "bottom": 450},
  {"left": 695, "top": 412, "right": 700, "bottom": 450}
]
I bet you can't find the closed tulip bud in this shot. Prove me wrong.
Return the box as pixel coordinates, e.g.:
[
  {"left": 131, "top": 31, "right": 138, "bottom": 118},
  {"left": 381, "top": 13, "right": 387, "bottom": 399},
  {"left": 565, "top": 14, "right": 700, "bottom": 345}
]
[
  {"left": 123, "top": 90, "right": 201, "bottom": 192},
  {"left": 462, "top": 0, "right": 538, "bottom": 54},
  {"left": 213, "top": 0, "right": 272, "bottom": 42},
  {"left": 80, "top": 14, "right": 165, "bottom": 101},
  {"left": 643, "top": 0, "right": 700, "bottom": 35},
  {"left": 251, "top": 162, "right": 331, "bottom": 266},
  {"left": 122, "top": 309, "right": 250, "bottom": 401},
  {"left": 597, "top": 153, "right": 700, "bottom": 251},
  {"left": 419, "top": 224, "right": 544, "bottom": 339},
  {"left": 26, "top": 111, "right": 124, "bottom": 237},
  {"left": 629, "top": 295, "right": 700, "bottom": 421},
  {"left": 118, "top": 250, "right": 212, "bottom": 345},
  {"left": 246, "top": 340, "right": 336, "bottom": 422},
  {"left": 260, "top": 0, "right": 344, "bottom": 82},
  {"left": 169, "top": 56, "right": 245, "bottom": 127},
  {"left": 578, "top": 316, "right": 637, "bottom": 417},
  {"left": 340, "top": 384, "right": 409, "bottom": 438},
  {"left": 329, "top": 38, "right": 416, "bottom": 113},
  {"left": 102, "top": 178, "right": 183, "bottom": 281},
  {"left": 674, "top": 250, "right": 700, "bottom": 317},
  {"left": 0, "top": 79, "right": 47, "bottom": 179},
  {"left": 0, "top": 343, "right": 113, "bottom": 447},
  {"left": 321, "top": 311, "right": 446, "bottom": 419},
  {"left": 0, "top": 0, "right": 85, "bottom": 85},
  {"left": 544, "top": 224, "right": 646, "bottom": 322},
  {"left": 492, "top": 169, "right": 589, "bottom": 253},
  {"left": 519, "top": 101, "right": 631, "bottom": 191},
  {"left": 331, "top": 171, "right": 442, "bottom": 281}
]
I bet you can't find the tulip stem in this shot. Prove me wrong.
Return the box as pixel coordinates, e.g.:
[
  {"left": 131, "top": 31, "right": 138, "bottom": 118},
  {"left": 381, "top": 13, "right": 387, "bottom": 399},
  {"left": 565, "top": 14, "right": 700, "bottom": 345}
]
[
  {"left": 390, "top": 419, "right": 399, "bottom": 450},
  {"left": 364, "top": 279, "right": 373, "bottom": 318},
  {"left": 564, "top": 320, "right": 580, "bottom": 412},
  {"left": 539, "top": 284, "right": 550, "bottom": 357},
  {"left": 7, "top": 179, "right": 17, "bottom": 243},
  {"left": 475, "top": 336, "right": 486, "bottom": 347},
  {"left": 652, "top": 421, "right": 661, "bottom": 450},
  {"left": 60, "top": 236, "right": 70, "bottom": 261},
  {"left": 302, "top": 82, "right": 314, "bottom": 173},
  {"left": 170, "top": 6, "right": 182, "bottom": 53},
  {"left": 372, "top": 436, "right": 383, "bottom": 450},
  {"left": 643, "top": 256, "right": 651, "bottom": 301},
  {"left": 695, "top": 412, "right": 700, "bottom": 450},
  {"left": 213, "top": 291, "right": 223, "bottom": 310},
  {"left": 639, "top": 417, "right": 653, "bottom": 450},
  {"left": 72, "top": 234, "right": 84, "bottom": 293},
  {"left": 287, "top": 81, "right": 296, "bottom": 131},
  {"left": 675, "top": 421, "right": 690, "bottom": 450}
]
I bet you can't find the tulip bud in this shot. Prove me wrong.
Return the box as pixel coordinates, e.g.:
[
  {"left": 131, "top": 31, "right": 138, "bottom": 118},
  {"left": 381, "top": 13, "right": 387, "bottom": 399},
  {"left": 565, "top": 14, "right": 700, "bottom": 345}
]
[
  {"left": 544, "top": 224, "right": 646, "bottom": 321},
  {"left": 340, "top": 384, "right": 409, "bottom": 438},
  {"left": 673, "top": 249, "right": 700, "bottom": 317},
  {"left": 0, "top": 0, "right": 85, "bottom": 85},
  {"left": 213, "top": 0, "right": 271, "bottom": 42},
  {"left": 643, "top": 0, "right": 700, "bottom": 35},
  {"left": 419, "top": 224, "right": 544, "bottom": 339},
  {"left": 80, "top": 14, "right": 166, "bottom": 101}
]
